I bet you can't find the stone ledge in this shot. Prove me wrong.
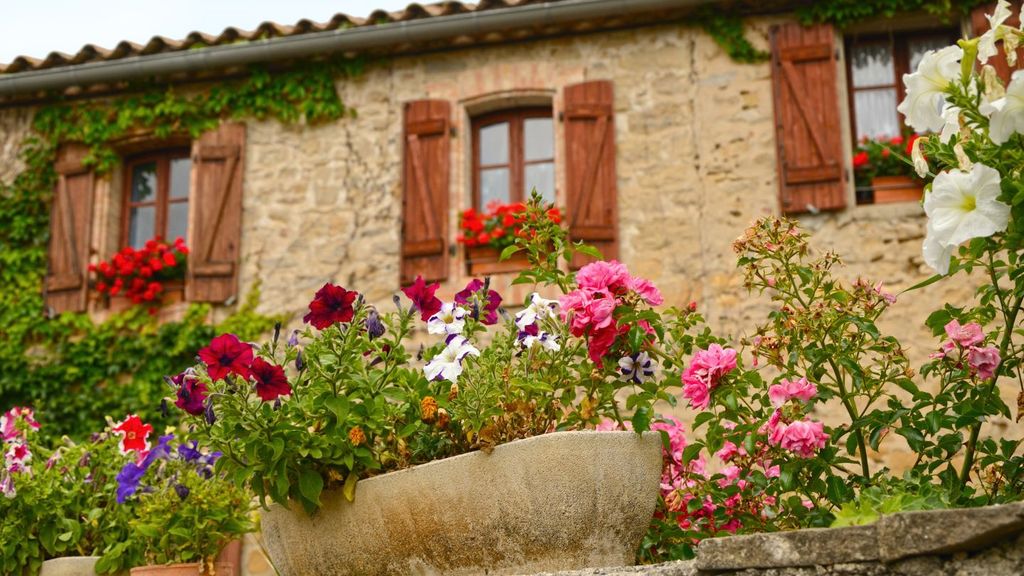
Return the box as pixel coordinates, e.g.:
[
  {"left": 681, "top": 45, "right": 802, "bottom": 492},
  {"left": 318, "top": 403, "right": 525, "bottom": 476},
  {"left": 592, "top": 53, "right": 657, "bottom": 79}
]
[
  {"left": 876, "top": 501, "right": 1024, "bottom": 562},
  {"left": 694, "top": 525, "right": 879, "bottom": 570}
]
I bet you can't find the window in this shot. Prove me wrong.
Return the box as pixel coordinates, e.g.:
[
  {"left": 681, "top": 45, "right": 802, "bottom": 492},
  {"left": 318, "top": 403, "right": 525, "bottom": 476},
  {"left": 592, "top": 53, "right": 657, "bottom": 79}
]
[
  {"left": 123, "top": 151, "right": 191, "bottom": 249},
  {"left": 846, "top": 30, "right": 958, "bottom": 141},
  {"left": 472, "top": 107, "right": 555, "bottom": 210}
]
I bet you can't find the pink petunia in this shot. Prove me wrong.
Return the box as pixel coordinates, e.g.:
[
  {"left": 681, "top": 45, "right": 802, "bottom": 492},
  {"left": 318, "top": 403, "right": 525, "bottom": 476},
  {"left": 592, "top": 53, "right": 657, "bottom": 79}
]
[
  {"left": 968, "top": 345, "right": 1001, "bottom": 380},
  {"left": 944, "top": 320, "right": 985, "bottom": 348},
  {"left": 767, "top": 377, "right": 818, "bottom": 408}
]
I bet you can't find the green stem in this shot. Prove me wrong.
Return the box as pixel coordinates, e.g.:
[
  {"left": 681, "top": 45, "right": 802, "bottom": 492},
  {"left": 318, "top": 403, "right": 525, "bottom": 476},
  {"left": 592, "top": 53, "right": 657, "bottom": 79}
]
[{"left": 828, "top": 356, "right": 871, "bottom": 478}]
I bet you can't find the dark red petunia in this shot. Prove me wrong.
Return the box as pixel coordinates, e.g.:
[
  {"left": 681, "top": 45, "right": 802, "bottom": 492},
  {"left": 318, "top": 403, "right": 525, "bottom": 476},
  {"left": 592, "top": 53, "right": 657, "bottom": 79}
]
[
  {"left": 303, "top": 283, "right": 359, "bottom": 329},
  {"left": 402, "top": 275, "right": 443, "bottom": 321},
  {"left": 455, "top": 279, "right": 502, "bottom": 325},
  {"left": 198, "top": 334, "right": 254, "bottom": 381},
  {"left": 250, "top": 357, "right": 292, "bottom": 402},
  {"left": 170, "top": 370, "right": 208, "bottom": 416}
]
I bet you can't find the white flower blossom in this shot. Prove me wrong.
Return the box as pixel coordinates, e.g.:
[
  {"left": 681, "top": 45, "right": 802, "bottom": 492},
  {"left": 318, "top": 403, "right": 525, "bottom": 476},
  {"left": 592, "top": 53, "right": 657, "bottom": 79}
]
[
  {"left": 619, "top": 352, "right": 655, "bottom": 384},
  {"left": 910, "top": 136, "right": 930, "bottom": 178},
  {"left": 427, "top": 303, "right": 467, "bottom": 335},
  {"left": 521, "top": 331, "right": 561, "bottom": 352},
  {"left": 423, "top": 335, "right": 479, "bottom": 383},
  {"left": 514, "top": 293, "right": 560, "bottom": 331},
  {"left": 922, "top": 164, "right": 1010, "bottom": 274},
  {"left": 978, "top": 0, "right": 1015, "bottom": 63},
  {"left": 897, "top": 45, "right": 962, "bottom": 132},
  {"left": 939, "top": 105, "right": 963, "bottom": 143},
  {"left": 982, "top": 71, "right": 1024, "bottom": 144}
]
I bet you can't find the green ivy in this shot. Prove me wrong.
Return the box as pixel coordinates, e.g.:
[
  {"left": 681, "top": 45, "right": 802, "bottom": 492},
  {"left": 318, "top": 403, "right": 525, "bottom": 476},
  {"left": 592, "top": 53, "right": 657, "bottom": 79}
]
[
  {"left": 796, "top": 0, "right": 987, "bottom": 28},
  {"left": 0, "top": 57, "right": 360, "bottom": 440},
  {"left": 697, "top": 10, "right": 769, "bottom": 64}
]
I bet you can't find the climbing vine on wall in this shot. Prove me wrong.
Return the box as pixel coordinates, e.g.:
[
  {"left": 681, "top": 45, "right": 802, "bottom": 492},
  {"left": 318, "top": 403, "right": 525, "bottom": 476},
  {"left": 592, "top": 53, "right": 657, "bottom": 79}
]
[{"left": 0, "top": 56, "right": 362, "bottom": 440}]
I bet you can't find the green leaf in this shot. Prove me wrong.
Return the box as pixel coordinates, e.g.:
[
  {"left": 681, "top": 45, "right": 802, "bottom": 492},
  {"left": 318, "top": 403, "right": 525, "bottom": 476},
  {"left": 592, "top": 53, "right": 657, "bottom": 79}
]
[
  {"left": 903, "top": 273, "right": 945, "bottom": 294},
  {"left": 343, "top": 471, "right": 358, "bottom": 502},
  {"left": 499, "top": 245, "right": 521, "bottom": 261},
  {"left": 298, "top": 469, "right": 324, "bottom": 507}
]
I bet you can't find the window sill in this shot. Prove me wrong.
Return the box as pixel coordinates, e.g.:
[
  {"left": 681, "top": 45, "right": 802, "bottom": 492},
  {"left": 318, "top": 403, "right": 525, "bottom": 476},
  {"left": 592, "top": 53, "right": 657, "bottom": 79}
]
[
  {"left": 89, "top": 280, "right": 191, "bottom": 324},
  {"left": 465, "top": 246, "right": 531, "bottom": 276}
]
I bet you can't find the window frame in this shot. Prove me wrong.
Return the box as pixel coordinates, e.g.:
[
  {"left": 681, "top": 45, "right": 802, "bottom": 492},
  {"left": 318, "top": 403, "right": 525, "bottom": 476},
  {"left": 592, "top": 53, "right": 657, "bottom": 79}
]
[
  {"left": 844, "top": 28, "right": 960, "bottom": 145},
  {"left": 120, "top": 148, "right": 191, "bottom": 249},
  {"left": 471, "top": 106, "right": 555, "bottom": 211}
]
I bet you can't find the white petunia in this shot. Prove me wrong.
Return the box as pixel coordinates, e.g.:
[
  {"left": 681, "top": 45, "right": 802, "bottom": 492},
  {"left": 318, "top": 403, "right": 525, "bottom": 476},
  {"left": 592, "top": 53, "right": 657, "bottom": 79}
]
[
  {"left": 427, "top": 303, "right": 467, "bottom": 335},
  {"left": 618, "top": 352, "right": 655, "bottom": 384},
  {"left": 922, "top": 164, "right": 1010, "bottom": 274},
  {"left": 521, "top": 331, "right": 560, "bottom": 352},
  {"left": 514, "top": 293, "right": 560, "bottom": 331},
  {"left": 982, "top": 71, "right": 1024, "bottom": 144},
  {"left": 910, "top": 136, "right": 930, "bottom": 178},
  {"left": 897, "top": 45, "right": 962, "bottom": 132},
  {"left": 423, "top": 335, "right": 480, "bottom": 383},
  {"left": 939, "top": 105, "right": 962, "bottom": 143},
  {"left": 978, "top": 0, "right": 1014, "bottom": 63}
]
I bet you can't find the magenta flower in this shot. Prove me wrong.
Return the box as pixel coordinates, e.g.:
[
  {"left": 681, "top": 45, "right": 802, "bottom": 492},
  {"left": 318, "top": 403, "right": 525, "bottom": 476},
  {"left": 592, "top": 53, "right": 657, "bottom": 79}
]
[
  {"left": 776, "top": 419, "right": 828, "bottom": 458},
  {"left": 402, "top": 275, "right": 443, "bottom": 322},
  {"left": 455, "top": 279, "right": 502, "bottom": 325},
  {"left": 303, "top": 283, "right": 359, "bottom": 329},
  {"left": 715, "top": 441, "right": 746, "bottom": 462},
  {"left": 250, "top": 357, "right": 292, "bottom": 402},
  {"left": 681, "top": 344, "right": 738, "bottom": 410},
  {"left": 945, "top": 320, "right": 985, "bottom": 348},
  {"left": 968, "top": 345, "right": 1001, "bottom": 380},
  {"left": 169, "top": 369, "right": 207, "bottom": 416},
  {"left": 767, "top": 377, "right": 818, "bottom": 408},
  {"left": 575, "top": 260, "right": 630, "bottom": 294},
  {"left": 1, "top": 407, "right": 40, "bottom": 442},
  {"left": 198, "top": 334, "right": 254, "bottom": 381},
  {"left": 627, "top": 276, "right": 664, "bottom": 306}
]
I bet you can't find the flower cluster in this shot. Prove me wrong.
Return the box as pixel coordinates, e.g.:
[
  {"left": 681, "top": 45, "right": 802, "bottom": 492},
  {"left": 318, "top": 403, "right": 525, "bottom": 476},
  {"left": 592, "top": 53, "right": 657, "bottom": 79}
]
[
  {"left": 89, "top": 237, "right": 188, "bottom": 308},
  {"left": 851, "top": 134, "right": 925, "bottom": 188},
  {"left": 0, "top": 407, "right": 39, "bottom": 498},
  {"left": 930, "top": 320, "right": 1002, "bottom": 380},
  {"left": 559, "top": 260, "right": 663, "bottom": 365},
  {"left": 681, "top": 344, "right": 738, "bottom": 410},
  {"left": 457, "top": 202, "right": 562, "bottom": 251},
  {"left": 191, "top": 332, "right": 291, "bottom": 405}
]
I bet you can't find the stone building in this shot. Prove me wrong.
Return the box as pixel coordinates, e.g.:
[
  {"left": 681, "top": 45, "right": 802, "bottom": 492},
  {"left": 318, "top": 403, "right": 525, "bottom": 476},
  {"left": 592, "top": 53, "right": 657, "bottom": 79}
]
[{"left": 0, "top": 0, "right": 1015, "bottom": 471}]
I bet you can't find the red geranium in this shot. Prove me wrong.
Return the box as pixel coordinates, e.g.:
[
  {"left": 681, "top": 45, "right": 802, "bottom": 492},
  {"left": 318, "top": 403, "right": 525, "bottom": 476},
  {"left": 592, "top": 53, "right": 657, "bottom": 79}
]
[
  {"left": 853, "top": 151, "right": 869, "bottom": 168},
  {"left": 456, "top": 201, "right": 559, "bottom": 251},
  {"left": 198, "top": 334, "right": 254, "bottom": 381},
  {"left": 303, "top": 283, "right": 359, "bottom": 329},
  {"left": 89, "top": 236, "right": 188, "bottom": 313},
  {"left": 250, "top": 358, "right": 292, "bottom": 401}
]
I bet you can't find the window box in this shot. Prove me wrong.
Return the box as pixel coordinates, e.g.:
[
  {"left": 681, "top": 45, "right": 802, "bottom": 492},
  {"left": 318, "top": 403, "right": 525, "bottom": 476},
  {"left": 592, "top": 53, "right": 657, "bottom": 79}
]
[
  {"left": 465, "top": 245, "right": 531, "bottom": 275},
  {"left": 105, "top": 279, "right": 186, "bottom": 314},
  {"left": 871, "top": 175, "right": 922, "bottom": 204}
]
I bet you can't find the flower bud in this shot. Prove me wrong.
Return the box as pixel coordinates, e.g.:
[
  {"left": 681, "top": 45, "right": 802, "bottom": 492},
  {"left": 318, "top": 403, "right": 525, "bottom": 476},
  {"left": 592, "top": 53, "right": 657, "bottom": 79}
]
[
  {"left": 437, "top": 408, "right": 451, "bottom": 430},
  {"left": 448, "top": 383, "right": 459, "bottom": 402},
  {"left": 348, "top": 426, "right": 366, "bottom": 446},
  {"left": 421, "top": 396, "right": 438, "bottom": 424},
  {"left": 295, "top": 350, "right": 305, "bottom": 372},
  {"left": 174, "top": 483, "right": 190, "bottom": 501},
  {"left": 204, "top": 399, "right": 217, "bottom": 425},
  {"left": 273, "top": 322, "right": 282, "bottom": 346},
  {"left": 367, "top": 309, "right": 385, "bottom": 340}
]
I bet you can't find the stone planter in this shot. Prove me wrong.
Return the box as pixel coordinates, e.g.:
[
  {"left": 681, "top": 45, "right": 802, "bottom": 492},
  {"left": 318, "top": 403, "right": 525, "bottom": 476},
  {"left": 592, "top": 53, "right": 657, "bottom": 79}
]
[
  {"left": 871, "top": 175, "right": 923, "bottom": 204},
  {"left": 261, "top": 430, "right": 663, "bottom": 576},
  {"left": 129, "top": 562, "right": 232, "bottom": 576},
  {"left": 40, "top": 556, "right": 102, "bottom": 576}
]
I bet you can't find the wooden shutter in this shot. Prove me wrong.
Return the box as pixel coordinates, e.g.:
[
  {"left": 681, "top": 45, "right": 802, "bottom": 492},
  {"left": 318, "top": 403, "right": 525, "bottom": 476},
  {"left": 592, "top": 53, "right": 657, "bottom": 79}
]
[
  {"left": 402, "top": 100, "right": 450, "bottom": 285},
  {"left": 187, "top": 123, "right": 245, "bottom": 303},
  {"left": 564, "top": 80, "right": 618, "bottom": 268},
  {"left": 972, "top": 2, "right": 1024, "bottom": 84},
  {"left": 44, "top": 143, "right": 94, "bottom": 315},
  {"left": 771, "top": 23, "right": 846, "bottom": 214}
]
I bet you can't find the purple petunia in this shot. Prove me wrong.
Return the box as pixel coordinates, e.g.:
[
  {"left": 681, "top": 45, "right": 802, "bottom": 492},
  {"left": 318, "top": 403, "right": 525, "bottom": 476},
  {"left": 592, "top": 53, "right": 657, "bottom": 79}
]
[
  {"left": 115, "top": 433, "right": 174, "bottom": 504},
  {"left": 455, "top": 279, "right": 502, "bottom": 325}
]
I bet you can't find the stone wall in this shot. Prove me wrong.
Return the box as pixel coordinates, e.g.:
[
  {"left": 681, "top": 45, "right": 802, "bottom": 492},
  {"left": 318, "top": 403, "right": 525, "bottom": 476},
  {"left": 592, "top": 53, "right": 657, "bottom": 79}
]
[
  {"left": 528, "top": 502, "right": 1024, "bottom": 576},
  {"left": 0, "top": 14, "right": 1009, "bottom": 465}
]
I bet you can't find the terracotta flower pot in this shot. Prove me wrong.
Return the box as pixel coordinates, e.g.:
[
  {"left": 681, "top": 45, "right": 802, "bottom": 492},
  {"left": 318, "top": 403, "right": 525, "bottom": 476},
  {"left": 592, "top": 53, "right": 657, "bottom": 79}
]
[
  {"left": 129, "top": 562, "right": 232, "bottom": 576},
  {"left": 261, "top": 430, "right": 663, "bottom": 576},
  {"left": 871, "top": 175, "right": 923, "bottom": 204}
]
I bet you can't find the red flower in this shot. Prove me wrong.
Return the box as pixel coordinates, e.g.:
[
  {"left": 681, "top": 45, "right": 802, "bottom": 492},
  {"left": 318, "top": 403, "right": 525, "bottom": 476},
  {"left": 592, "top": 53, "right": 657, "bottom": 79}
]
[
  {"left": 170, "top": 370, "right": 208, "bottom": 416},
  {"left": 853, "top": 151, "right": 869, "bottom": 169},
  {"left": 162, "top": 251, "right": 178, "bottom": 267},
  {"left": 112, "top": 414, "right": 153, "bottom": 454},
  {"left": 547, "top": 207, "right": 562, "bottom": 224},
  {"left": 881, "top": 147, "right": 891, "bottom": 158},
  {"left": 250, "top": 357, "right": 292, "bottom": 402},
  {"left": 455, "top": 279, "right": 502, "bottom": 325},
  {"left": 889, "top": 135, "right": 904, "bottom": 146},
  {"left": 303, "top": 283, "right": 359, "bottom": 329},
  {"left": 402, "top": 275, "right": 443, "bottom": 321},
  {"left": 906, "top": 133, "right": 921, "bottom": 156},
  {"left": 198, "top": 334, "right": 254, "bottom": 381},
  {"left": 148, "top": 257, "right": 163, "bottom": 272}
]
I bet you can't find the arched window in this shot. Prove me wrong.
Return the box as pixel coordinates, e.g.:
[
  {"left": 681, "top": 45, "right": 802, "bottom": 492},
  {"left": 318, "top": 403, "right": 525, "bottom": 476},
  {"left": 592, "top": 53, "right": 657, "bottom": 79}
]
[{"left": 472, "top": 107, "right": 555, "bottom": 210}]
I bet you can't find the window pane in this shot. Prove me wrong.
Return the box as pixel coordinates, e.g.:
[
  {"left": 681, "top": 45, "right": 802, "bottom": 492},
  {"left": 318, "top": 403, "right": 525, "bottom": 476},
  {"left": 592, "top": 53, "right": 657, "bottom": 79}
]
[
  {"left": 909, "top": 37, "right": 953, "bottom": 75},
  {"left": 524, "top": 162, "right": 555, "bottom": 203},
  {"left": 167, "top": 202, "right": 189, "bottom": 244},
  {"left": 131, "top": 162, "right": 157, "bottom": 203},
  {"left": 479, "top": 122, "right": 509, "bottom": 165},
  {"left": 169, "top": 157, "right": 191, "bottom": 199},
  {"left": 850, "top": 43, "right": 894, "bottom": 87},
  {"left": 524, "top": 117, "right": 554, "bottom": 161},
  {"left": 128, "top": 205, "right": 155, "bottom": 249},
  {"left": 854, "top": 88, "right": 900, "bottom": 140},
  {"left": 479, "top": 167, "right": 510, "bottom": 209}
]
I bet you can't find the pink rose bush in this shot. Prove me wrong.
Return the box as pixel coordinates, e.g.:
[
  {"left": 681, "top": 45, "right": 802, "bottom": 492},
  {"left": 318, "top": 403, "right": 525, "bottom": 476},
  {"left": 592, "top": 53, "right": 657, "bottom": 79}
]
[{"left": 681, "top": 344, "right": 738, "bottom": 409}]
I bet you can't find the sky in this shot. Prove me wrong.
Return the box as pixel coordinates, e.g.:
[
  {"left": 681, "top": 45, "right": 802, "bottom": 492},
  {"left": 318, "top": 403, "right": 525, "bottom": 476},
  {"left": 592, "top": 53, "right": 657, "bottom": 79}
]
[{"left": 0, "top": 0, "right": 414, "bottom": 63}]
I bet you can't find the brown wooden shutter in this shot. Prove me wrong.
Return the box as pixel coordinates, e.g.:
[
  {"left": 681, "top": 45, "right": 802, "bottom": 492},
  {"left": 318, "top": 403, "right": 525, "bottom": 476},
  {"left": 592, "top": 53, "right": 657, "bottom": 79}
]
[
  {"left": 564, "top": 80, "right": 618, "bottom": 268},
  {"left": 972, "top": 2, "right": 1024, "bottom": 84},
  {"left": 187, "top": 122, "right": 245, "bottom": 303},
  {"left": 770, "top": 23, "right": 846, "bottom": 214},
  {"left": 44, "top": 143, "right": 94, "bottom": 315},
  {"left": 402, "top": 100, "right": 450, "bottom": 285}
]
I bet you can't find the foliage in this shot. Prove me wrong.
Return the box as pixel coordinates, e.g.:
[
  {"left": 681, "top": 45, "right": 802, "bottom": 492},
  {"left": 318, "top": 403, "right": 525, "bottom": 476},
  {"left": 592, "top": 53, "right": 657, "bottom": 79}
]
[
  {"left": 0, "top": 57, "right": 358, "bottom": 441},
  {"left": 178, "top": 194, "right": 704, "bottom": 514},
  {"left": 831, "top": 476, "right": 951, "bottom": 527},
  {"left": 457, "top": 201, "right": 562, "bottom": 251},
  {"left": 852, "top": 134, "right": 926, "bottom": 188},
  {"left": 796, "top": 0, "right": 987, "bottom": 28},
  {"left": 696, "top": 10, "right": 769, "bottom": 64},
  {"left": 0, "top": 413, "right": 138, "bottom": 575}
]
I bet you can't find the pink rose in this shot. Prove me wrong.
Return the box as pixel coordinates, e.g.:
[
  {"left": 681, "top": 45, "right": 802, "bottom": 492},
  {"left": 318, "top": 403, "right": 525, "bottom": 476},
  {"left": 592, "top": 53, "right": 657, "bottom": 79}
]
[
  {"left": 680, "top": 344, "right": 738, "bottom": 410},
  {"left": 681, "top": 376, "right": 711, "bottom": 410},
  {"left": 627, "top": 276, "right": 664, "bottom": 306},
  {"left": 715, "top": 441, "right": 745, "bottom": 462},
  {"left": 778, "top": 419, "right": 828, "bottom": 458},
  {"left": 576, "top": 260, "right": 630, "bottom": 293},
  {"left": 968, "top": 345, "right": 1000, "bottom": 380},
  {"left": 945, "top": 320, "right": 985, "bottom": 348},
  {"left": 768, "top": 377, "right": 818, "bottom": 408},
  {"left": 651, "top": 416, "right": 688, "bottom": 460}
]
